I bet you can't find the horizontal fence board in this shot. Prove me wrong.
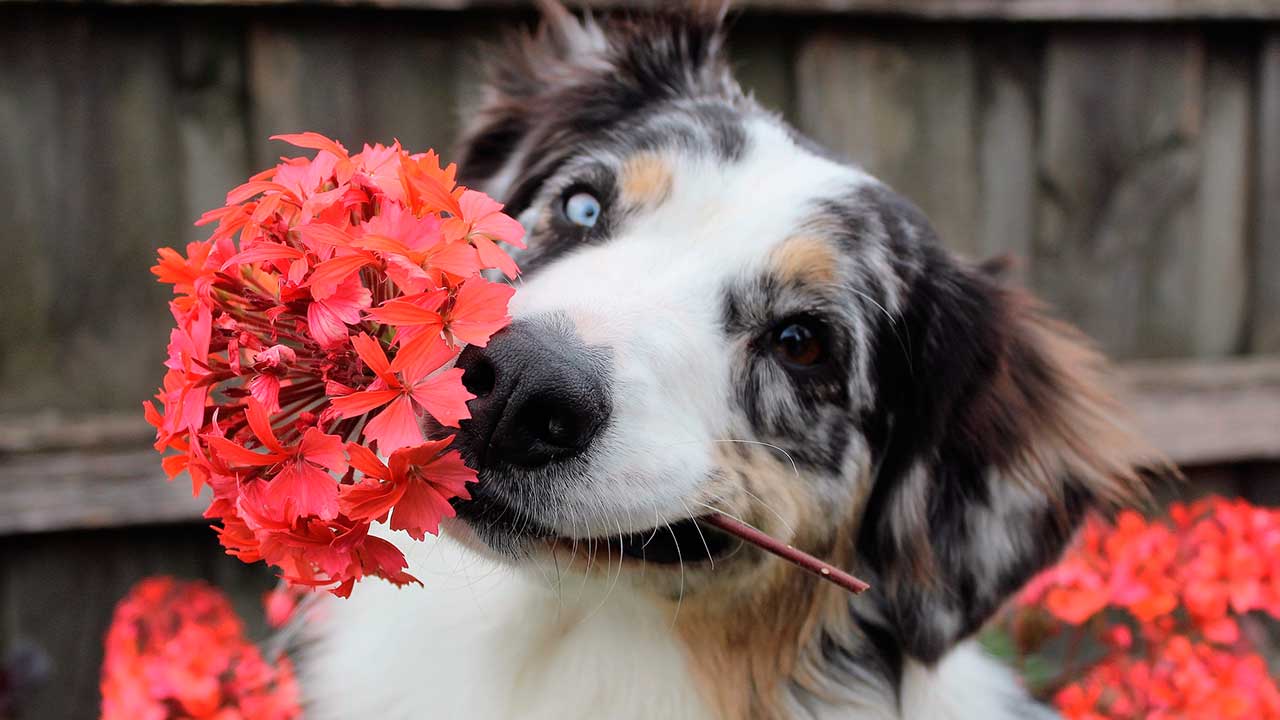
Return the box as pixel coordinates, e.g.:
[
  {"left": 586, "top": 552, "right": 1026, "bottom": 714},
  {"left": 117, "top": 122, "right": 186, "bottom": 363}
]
[
  {"left": 3, "top": 356, "right": 1277, "bottom": 536},
  {"left": 4, "top": 0, "right": 1280, "bottom": 20},
  {"left": 0, "top": 412, "right": 151, "bottom": 454},
  {"left": 0, "top": 447, "right": 207, "bottom": 535},
  {"left": 1121, "top": 355, "right": 1280, "bottom": 465}
]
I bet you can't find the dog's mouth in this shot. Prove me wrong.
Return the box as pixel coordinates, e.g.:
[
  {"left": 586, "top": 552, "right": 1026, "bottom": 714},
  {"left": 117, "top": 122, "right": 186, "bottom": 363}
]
[{"left": 451, "top": 495, "right": 740, "bottom": 564}]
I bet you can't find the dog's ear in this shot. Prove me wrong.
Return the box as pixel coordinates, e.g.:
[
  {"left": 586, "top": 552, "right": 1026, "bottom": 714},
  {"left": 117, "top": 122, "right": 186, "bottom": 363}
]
[
  {"left": 455, "top": 1, "right": 736, "bottom": 207},
  {"left": 854, "top": 188, "right": 1162, "bottom": 664}
]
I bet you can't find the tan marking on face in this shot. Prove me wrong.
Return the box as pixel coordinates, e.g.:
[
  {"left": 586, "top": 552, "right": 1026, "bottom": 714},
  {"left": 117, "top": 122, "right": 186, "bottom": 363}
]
[
  {"left": 770, "top": 235, "right": 839, "bottom": 285},
  {"left": 619, "top": 152, "right": 674, "bottom": 208}
]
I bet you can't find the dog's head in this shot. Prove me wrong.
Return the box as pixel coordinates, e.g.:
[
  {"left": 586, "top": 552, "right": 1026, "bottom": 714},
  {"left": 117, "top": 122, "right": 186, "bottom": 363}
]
[{"left": 445, "top": 4, "right": 1155, "bottom": 667}]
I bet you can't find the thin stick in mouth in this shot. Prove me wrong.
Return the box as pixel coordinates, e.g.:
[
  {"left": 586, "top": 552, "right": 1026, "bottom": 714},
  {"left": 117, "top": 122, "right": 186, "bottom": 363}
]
[{"left": 701, "top": 513, "right": 871, "bottom": 595}]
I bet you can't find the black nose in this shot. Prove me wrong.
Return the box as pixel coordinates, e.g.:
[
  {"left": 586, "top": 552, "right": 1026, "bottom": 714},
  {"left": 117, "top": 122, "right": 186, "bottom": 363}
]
[{"left": 456, "top": 319, "right": 611, "bottom": 469}]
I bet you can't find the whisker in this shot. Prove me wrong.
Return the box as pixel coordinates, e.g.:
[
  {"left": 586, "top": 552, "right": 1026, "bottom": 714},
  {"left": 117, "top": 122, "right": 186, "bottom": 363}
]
[
  {"left": 710, "top": 438, "right": 800, "bottom": 478},
  {"left": 679, "top": 498, "right": 715, "bottom": 571},
  {"left": 581, "top": 513, "right": 627, "bottom": 625},
  {"left": 550, "top": 540, "right": 564, "bottom": 618},
  {"left": 848, "top": 284, "right": 913, "bottom": 379},
  {"left": 691, "top": 494, "right": 753, "bottom": 562},
  {"left": 735, "top": 484, "right": 797, "bottom": 539},
  {"left": 666, "top": 519, "right": 686, "bottom": 630}
]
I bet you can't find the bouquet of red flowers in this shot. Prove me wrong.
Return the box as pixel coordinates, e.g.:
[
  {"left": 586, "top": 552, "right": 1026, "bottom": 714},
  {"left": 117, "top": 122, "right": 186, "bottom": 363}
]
[{"left": 145, "top": 133, "right": 523, "bottom": 597}]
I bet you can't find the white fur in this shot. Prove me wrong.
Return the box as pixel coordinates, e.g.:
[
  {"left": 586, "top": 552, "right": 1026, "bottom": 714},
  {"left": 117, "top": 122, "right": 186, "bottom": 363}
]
[
  {"left": 299, "top": 529, "right": 1044, "bottom": 720},
  {"left": 299, "top": 528, "right": 712, "bottom": 720},
  {"left": 901, "top": 644, "right": 1057, "bottom": 720}
]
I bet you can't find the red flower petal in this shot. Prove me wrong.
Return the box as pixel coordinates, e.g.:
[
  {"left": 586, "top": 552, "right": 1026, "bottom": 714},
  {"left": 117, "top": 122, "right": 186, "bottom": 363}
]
[
  {"left": 339, "top": 478, "right": 404, "bottom": 523},
  {"left": 349, "top": 332, "right": 396, "bottom": 384},
  {"left": 296, "top": 427, "right": 348, "bottom": 475},
  {"left": 389, "top": 478, "right": 456, "bottom": 540},
  {"left": 367, "top": 297, "right": 444, "bottom": 326},
  {"left": 447, "top": 278, "right": 515, "bottom": 347},
  {"left": 362, "top": 395, "right": 425, "bottom": 454},
  {"left": 267, "top": 460, "right": 340, "bottom": 521},
  {"left": 272, "top": 132, "right": 349, "bottom": 159},
  {"left": 307, "top": 255, "right": 374, "bottom": 300},
  {"left": 346, "top": 442, "right": 390, "bottom": 480},
  {"left": 329, "top": 388, "right": 400, "bottom": 418},
  {"left": 408, "top": 368, "right": 472, "bottom": 428},
  {"left": 473, "top": 235, "right": 521, "bottom": 280},
  {"left": 203, "top": 435, "right": 281, "bottom": 467},
  {"left": 245, "top": 397, "right": 286, "bottom": 454},
  {"left": 390, "top": 332, "right": 455, "bottom": 381},
  {"left": 306, "top": 300, "right": 351, "bottom": 348}
]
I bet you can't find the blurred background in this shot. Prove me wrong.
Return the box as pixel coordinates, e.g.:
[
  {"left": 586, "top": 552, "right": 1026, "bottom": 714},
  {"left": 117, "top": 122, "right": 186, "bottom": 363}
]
[{"left": 1, "top": 0, "right": 1278, "bottom": 716}]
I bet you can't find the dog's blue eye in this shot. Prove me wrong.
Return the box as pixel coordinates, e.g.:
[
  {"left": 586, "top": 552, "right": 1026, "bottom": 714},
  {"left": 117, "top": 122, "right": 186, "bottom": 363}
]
[{"left": 564, "top": 192, "right": 601, "bottom": 228}]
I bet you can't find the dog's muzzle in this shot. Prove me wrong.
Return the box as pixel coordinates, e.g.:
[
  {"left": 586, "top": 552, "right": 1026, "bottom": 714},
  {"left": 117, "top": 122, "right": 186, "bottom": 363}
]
[
  {"left": 453, "top": 318, "right": 611, "bottom": 470},
  {"left": 449, "top": 319, "right": 739, "bottom": 565}
]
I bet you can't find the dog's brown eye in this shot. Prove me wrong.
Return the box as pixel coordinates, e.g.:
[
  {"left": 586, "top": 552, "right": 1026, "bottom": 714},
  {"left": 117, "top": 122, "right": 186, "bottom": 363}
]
[{"left": 773, "top": 320, "right": 825, "bottom": 367}]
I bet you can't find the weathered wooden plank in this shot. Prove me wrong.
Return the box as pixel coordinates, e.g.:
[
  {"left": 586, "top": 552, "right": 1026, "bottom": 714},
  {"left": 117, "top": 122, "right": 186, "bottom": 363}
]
[
  {"left": 0, "top": 524, "right": 274, "bottom": 719},
  {"left": 1120, "top": 356, "right": 1280, "bottom": 467},
  {"left": 1187, "top": 40, "right": 1250, "bottom": 357},
  {"left": 0, "top": 448, "right": 206, "bottom": 535},
  {"left": 796, "top": 28, "right": 982, "bottom": 257},
  {"left": 4, "top": 0, "right": 1280, "bottom": 21},
  {"left": 0, "top": 412, "right": 151, "bottom": 454},
  {"left": 1033, "top": 29, "right": 1234, "bottom": 361},
  {"left": 176, "top": 15, "right": 253, "bottom": 242},
  {"left": 729, "top": 22, "right": 797, "bottom": 124},
  {"left": 795, "top": 27, "right": 1043, "bottom": 266},
  {"left": 246, "top": 17, "right": 469, "bottom": 170},
  {"left": 0, "top": 9, "right": 183, "bottom": 418},
  {"left": 1254, "top": 34, "right": 1280, "bottom": 354},
  {"left": 975, "top": 29, "right": 1040, "bottom": 276}
]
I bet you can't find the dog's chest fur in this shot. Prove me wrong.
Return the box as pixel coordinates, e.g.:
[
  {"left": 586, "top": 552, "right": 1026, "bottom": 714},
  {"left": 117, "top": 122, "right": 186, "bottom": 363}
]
[
  {"left": 297, "top": 534, "right": 1046, "bottom": 720},
  {"left": 299, "top": 533, "right": 713, "bottom": 720}
]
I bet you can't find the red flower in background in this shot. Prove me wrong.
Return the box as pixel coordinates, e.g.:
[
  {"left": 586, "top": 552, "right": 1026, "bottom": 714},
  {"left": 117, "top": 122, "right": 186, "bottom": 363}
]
[
  {"left": 101, "top": 577, "right": 300, "bottom": 720},
  {"left": 144, "top": 134, "right": 524, "bottom": 596},
  {"left": 1014, "top": 496, "right": 1280, "bottom": 719}
]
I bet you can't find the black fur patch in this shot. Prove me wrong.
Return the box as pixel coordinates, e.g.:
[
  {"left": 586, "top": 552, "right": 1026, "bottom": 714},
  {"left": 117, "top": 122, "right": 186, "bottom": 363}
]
[
  {"left": 846, "top": 182, "right": 1106, "bottom": 663},
  {"left": 456, "top": 8, "right": 744, "bottom": 207}
]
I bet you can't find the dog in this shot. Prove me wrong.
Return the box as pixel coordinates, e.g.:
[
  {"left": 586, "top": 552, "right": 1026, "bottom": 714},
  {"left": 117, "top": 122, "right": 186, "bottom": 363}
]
[{"left": 297, "top": 5, "right": 1156, "bottom": 718}]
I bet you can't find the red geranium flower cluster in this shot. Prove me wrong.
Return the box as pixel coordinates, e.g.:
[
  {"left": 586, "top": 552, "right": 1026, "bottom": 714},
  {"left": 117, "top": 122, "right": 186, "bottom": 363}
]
[
  {"left": 145, "top": 133, "right": 523, "bottom": 596},
  {"left": 1015, "top": 496, "right": 1280, "bottom": 718},
  {"left": 101, "top": 577, "right": 300, "bottom": 720},
  {"left": 1055, "top": 636, "right": 1280, "bottom": 720}
]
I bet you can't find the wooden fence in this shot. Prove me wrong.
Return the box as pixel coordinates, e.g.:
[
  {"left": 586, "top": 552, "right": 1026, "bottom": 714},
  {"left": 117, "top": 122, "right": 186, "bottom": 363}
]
[{"left": 1, "top": 1, "right": 1278, "bottom": 717}]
